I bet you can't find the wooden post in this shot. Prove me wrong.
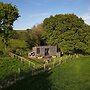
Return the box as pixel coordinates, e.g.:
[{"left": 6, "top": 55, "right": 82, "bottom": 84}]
[
  {"left": 64, "top": 59, "right": 66, "bottom": 63},
  {"left": 32, "top": 65, "right": 35, "bottom": 76},
  {"left": 32, "top": 69, "right": 34, "bottom": 76},
  {"left": 17, "top": 56, "right": 19, "bottom": 60},
  {"left": 53, "top": 59, "right": 55, "bottom": 68},
  {"left": 59, "top": 60, "right": 61, "bottom": 64},
  {"left": 66, "top": 58, "right": 68, "bottom": 62},
  {"left": 44, "top": 64, "right": 46, "bottom": 71},
  {"left": 76, "top": 54, "right": 79, "bottom": 58},
  {"left": 18, "top": 68, "right": 20, "bottom": 74},
  {"left": 61, "top": 60, "right": 63, "bottom": 64},
  {"left": 29, "top": 61, "right": 30, "bottom": 66},
  {"left": 21, "top": 57, "right": 23, "bottom": 62},
  {"left": 14, "top": 73, "right": 16, "bottom": 83},
  {"left": 34, "top": 64, "right": 35, "bottom": 69}
]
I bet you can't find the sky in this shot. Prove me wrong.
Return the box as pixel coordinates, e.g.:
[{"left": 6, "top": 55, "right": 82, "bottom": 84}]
[{"left": 1, "top": 0, "right": 90, "bottom": 30}]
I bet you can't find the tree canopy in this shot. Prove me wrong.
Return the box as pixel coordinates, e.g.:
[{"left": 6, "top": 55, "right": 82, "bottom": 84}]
[
  {"left": 26, "top": 24, "right": 46, "bottom": 50},
  {"left": 0, "top": 2, "right": 19, "bottom": 50},
  {"left": 43, "top": 14, "right": 90, "bottom": 54}
]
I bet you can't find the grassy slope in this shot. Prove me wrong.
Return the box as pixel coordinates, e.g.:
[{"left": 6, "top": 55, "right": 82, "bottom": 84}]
[
  {"left": 9, "top": 39, "right": 27, "bottom": 49},
  {"left": 0, "top": 30, "right": 27, "bottom": 51},
  {"left": 50, "top": 56, "right": 90, "bottom": 90},
  {"left": 0, "top": 57, "right": 31, "bottom": 82},
  {"left": 10, "top": 30, "right": 27, "bottom": 49},
  {"left": 5, "top": 56, "right": 90, "bottom": 90}
]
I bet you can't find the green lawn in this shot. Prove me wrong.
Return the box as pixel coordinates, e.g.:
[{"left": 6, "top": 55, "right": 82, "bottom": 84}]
[
  {"left": 4, "top": 55, "right": 90, "bottom": 90},
  {"left": 50, "top": 56, "right": 90, "bottom": 90}
]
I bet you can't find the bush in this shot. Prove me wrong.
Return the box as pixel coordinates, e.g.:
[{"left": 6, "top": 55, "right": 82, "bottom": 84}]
[{"left": 0, "top": 50, "right": 4, "bottom": 56}]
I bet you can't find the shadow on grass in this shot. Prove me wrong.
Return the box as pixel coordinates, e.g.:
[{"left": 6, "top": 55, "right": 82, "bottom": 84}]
[{"left": 3, "top": 71, "right": 53, "bottom": 90}]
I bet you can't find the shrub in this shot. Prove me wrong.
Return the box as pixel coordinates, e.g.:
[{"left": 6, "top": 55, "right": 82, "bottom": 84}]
[{"left": 0, "top": 50, "right": 4, "bottom": 56}]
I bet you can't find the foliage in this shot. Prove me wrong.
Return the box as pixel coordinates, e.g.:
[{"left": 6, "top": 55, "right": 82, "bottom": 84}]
[
  {"left": 10, "top": 30, "right": 20, "bottom": 39},
  {"left": 0, "top": 2, "right": 19, "bottom": 50},
  {"left": 0, "top": 34, "right": 27, "bottom": 56},
  {"left": 43, "top": 14, "right": 90, "bottom": 54},
  {"left": 26, "top": 30, "right": 37, "bottom": 50},
  {"left": 26, "top": 24, "right": 46, "bottom": 50},
  {"left": 16, "top": 30, "right": 28, "bottom": 40},
  {"left": 0, "top": 36, "right": 4, "bottom": 50},
  {"left": 0, "top": 50, "right": 4, "bottom": 56}
]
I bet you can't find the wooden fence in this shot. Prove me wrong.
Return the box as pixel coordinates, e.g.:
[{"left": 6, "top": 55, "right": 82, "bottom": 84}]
[
  {"left": 8, "top": 53, "right": 82, "bottom": 76},
  {"left": 9, "top": 53, "right": 36, "bottom": 68},
  {"left": 0, "top": 53, "right": 81, "bottom": 89}
]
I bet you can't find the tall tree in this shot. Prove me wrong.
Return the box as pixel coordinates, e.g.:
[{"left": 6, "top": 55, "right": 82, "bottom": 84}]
[
  {"left": 26, "top": 24, "right": 46, "bottom": 50},
  {"left": 32, "top": 24, "right": 46, "bottom": 45},
  {"left": 0, "top": 2, "right": 19, "bottom": 51},
  {"left": 43, "top": 14, "right": 90, "bottom": 54}
]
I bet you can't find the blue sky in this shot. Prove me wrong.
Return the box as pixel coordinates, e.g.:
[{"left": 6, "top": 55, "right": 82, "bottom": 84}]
[{"left": 1, "top": 0, "right": 90, "bottom": 30}]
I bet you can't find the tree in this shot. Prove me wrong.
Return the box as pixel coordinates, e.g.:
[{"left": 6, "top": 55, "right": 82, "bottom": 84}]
[
  {"left": 26, "top": 30, "right": 37, "bottom": 50},
  {"left": 32, "top": 24, "right": 47, "bottom": 45},
  {"left": 26, "top": 24, "right": 46, "bottom": 50},
  {"left": 43, "top": 14, "right": 90, "bottom": 54},
  {"left": 0, "top": 2, "right": 19, "bottom": 51}
]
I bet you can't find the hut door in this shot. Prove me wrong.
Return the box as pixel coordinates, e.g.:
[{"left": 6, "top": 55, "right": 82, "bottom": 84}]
[{"left": 45, "top": 48, "right": 49, "bottom": 56}]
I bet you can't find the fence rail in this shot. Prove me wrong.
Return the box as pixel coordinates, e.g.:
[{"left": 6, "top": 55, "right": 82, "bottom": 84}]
[
  {"left": 9, "top": 53, "right": 35, "bottom": 68},
  {"left": 0, "top": 53, "right": 81, "bottom": 89}
]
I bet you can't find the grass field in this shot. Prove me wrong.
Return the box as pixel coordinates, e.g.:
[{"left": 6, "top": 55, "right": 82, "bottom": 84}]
[
  {"left": 9, "top": 39, "right": 27, "bottom": 49},
  {"left": 0, "top": 30, "right": 27, "bottom": 52},
  {"left": 4, "top": 56, "right": 90, "bottom": 90}
]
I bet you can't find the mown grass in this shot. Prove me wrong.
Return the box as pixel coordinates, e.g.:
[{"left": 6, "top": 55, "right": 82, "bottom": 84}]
[
  {"left": 4, "top": 55, "right": 90, "bottom": 90},
  {"left": 50, "top": 56, "right": 90, "bottom": 90}
]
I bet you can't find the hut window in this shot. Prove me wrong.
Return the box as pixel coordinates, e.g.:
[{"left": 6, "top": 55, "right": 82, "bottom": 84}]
[
  {"left": 37, "top": 48, "right": 40, "bottom": 54},
  {"left": 45, "top": 48, "right": 49, "bottom": 56}
]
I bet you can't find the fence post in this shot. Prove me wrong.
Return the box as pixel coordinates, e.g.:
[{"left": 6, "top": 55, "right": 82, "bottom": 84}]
[
  {"left": 20, "top": 57, "right": 22, "bottom": 62},
  {"left": 76, "top": 54, "right": 79, "bottom": 58},
  {"left": 32, "top": 65, "right": 35, "bottom": 76},
  {"left": 34, "top": 64, "right": 35, "bottom": 69},
  {"left": 59, "top": 60, "right": 61, "bottom": 64},
  {"left": 61, "top": 60, "right": 63, "bottom": 64},
  {"left": 18, "top": 68, "right": 20, "bottom": 74},
  {"left": 14, "top": 73, "right": 17, "bottom": 83},
  {"left": 32, "top": 64, "right": 36, "bottom": 75},
  {"left": 53, "top": 59, "right": 55, "bottom": 68},
  {"left": 44, "top": 64, "right": 46, "bottom": 71},
  {"left": 28, "top": 61, "right": 30, "bottom": 66}
]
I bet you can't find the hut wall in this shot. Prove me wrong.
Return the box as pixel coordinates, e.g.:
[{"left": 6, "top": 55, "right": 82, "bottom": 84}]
[{"left": 33, "top": 46, "right": 57, "bottom": 57}]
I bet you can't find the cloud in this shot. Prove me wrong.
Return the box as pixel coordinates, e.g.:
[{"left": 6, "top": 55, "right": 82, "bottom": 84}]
[
  {"left": 81, "top": 12, "right": 90, "bottom": 19},
  {"left": 79, "top": 8, "right": 90, "bottom": 25}
]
